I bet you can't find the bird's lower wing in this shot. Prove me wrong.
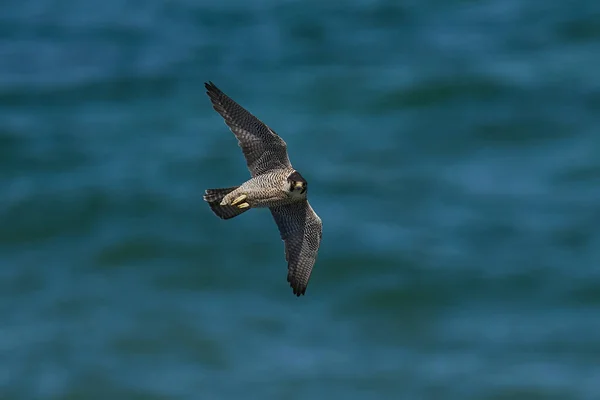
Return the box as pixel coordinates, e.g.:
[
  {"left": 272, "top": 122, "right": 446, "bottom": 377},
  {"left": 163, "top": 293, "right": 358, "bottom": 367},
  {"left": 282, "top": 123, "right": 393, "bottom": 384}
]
[
  {"left": 205, "top": 82, "right": 292, "bottom": 177},
  {"left": 270, "top": 201, "right": 323, "bottom": 296}
]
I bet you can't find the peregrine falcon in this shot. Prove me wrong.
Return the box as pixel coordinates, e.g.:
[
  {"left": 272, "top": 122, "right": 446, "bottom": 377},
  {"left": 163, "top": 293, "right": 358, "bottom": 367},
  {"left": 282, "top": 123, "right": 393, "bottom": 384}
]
[{"left": 202, "top": 81, "right": 323, "bottom": 296}]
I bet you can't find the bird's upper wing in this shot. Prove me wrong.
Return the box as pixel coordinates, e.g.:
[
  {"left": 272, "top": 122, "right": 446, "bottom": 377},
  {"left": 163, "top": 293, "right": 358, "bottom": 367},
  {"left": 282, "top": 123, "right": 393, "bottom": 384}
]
[
  {"left": 205, "top": 81, "right": 292, "bottom": 177},
  {"left": 269, "top": 201, "right": 323, "bottom": 296}
]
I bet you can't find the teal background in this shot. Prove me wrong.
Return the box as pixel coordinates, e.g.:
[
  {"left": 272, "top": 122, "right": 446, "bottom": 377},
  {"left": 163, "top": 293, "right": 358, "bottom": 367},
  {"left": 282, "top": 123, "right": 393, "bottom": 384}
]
[{"left": 1, "top": 1, "right": 600, "bottom": 399}]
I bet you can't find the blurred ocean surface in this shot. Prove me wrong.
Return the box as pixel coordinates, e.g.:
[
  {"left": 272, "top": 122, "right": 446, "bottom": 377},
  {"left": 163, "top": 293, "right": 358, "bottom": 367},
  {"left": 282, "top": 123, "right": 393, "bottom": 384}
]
[{"left": 2, "top": 0, "right": 600, "bottom": 399}]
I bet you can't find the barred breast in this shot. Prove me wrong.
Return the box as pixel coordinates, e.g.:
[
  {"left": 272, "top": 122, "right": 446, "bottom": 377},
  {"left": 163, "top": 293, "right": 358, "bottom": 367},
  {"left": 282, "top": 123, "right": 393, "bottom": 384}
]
[{"left": 236, "top": 169, "right": 296, "bottom": 208}]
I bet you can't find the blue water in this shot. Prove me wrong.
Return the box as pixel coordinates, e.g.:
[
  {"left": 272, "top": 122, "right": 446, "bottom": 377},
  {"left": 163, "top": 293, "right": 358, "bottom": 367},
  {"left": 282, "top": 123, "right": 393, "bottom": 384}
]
[{"left": 2, "top": 1, "right": 600, "bottom": 399}]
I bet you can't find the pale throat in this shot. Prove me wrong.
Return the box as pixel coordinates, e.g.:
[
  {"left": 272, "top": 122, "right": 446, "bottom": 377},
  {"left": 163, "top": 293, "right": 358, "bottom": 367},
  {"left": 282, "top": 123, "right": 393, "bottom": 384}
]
[{"left": 288, "top": 187, "right": 306, "bottom": 200}]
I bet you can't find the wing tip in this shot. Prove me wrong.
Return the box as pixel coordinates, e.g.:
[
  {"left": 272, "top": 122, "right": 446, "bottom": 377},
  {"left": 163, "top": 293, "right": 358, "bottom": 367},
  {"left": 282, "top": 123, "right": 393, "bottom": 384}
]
[
  {"left": 292, "top": 287, "right": 306, "bottom": 297},
  {"left": 204, "top": 81, "right": 221, "bottom": 97},
  {"left": 204, "top": 81, "right": 230, "bottom": 116},
  {"left": 288, "top": 276, "right": 307, "bottom": 297}
]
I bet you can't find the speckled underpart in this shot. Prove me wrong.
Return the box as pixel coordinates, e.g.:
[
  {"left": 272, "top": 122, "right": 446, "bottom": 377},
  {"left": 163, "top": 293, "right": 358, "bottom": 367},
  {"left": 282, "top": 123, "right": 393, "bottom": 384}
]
[
  {"left": 221, "top": 169, "right": 302, "bottom": 208},
  {"left": 203, "top": 81, "right": 323, "bottom": 296}
]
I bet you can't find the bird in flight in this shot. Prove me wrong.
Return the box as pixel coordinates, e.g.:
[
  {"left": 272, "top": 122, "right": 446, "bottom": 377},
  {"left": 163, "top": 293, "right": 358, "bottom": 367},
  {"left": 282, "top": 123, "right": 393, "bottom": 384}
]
[{"left": 202, "top": 82, "right": 323, "bottom": 296}]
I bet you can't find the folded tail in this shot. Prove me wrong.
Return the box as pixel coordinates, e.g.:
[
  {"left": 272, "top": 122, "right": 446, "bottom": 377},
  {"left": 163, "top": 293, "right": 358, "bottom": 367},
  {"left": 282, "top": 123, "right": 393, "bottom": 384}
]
[{"left": 203, "top": 186, "right": 249, "bottom": 220}]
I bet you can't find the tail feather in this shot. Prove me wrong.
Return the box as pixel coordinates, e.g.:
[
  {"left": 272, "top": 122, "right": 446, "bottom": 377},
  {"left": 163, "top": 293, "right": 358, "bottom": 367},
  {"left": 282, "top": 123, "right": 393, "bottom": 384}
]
[{"left": 203, "top": 186, "right": 249, "bottom": 220}]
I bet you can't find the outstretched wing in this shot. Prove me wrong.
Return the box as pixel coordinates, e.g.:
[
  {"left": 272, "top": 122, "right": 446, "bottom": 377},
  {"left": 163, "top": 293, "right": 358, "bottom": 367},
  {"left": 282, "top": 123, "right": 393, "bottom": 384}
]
[
  {"left": 270, "top": 201, "right": 323, "bottom": 296},
  {"left": 205, "top": 81, "right": 292, "bottom": 177}
]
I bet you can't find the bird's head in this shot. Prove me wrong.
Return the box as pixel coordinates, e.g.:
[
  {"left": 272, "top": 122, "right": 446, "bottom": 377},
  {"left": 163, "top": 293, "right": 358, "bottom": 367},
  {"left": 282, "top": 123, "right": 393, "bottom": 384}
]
[{"left": 287, "top": 171, "right": 307, "bottom": 196}]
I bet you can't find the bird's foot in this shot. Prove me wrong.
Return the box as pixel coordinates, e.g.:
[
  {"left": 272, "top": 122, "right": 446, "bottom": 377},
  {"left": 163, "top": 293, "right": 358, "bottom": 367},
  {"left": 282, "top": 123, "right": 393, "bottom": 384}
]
[
  {"left": 230, "top": 194, "right": 247, "bottom": 206},
  {"left": 221, "top": 194, "right": 249, "bottom": 209}
]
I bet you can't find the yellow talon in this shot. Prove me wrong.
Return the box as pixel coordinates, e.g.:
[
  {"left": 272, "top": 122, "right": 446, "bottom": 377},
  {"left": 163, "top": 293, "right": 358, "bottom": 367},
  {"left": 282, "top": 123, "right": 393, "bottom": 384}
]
[
  {"left": 230, "top": 194, "right": 247, "bottom": 206},
  {"left": 237, "top": 202, "right": 250, "bottom": 209}
]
